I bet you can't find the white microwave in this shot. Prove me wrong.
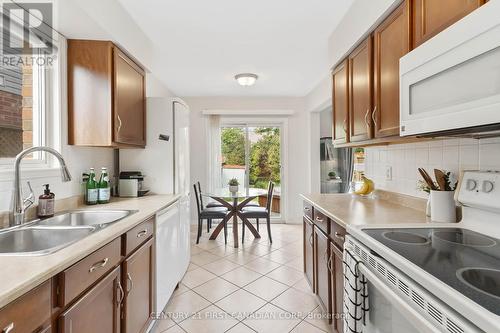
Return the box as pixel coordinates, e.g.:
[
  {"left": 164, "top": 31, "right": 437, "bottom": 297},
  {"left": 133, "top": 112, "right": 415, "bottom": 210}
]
[{"left": 400, "top": 1, "right": 500, "bottom": 138}]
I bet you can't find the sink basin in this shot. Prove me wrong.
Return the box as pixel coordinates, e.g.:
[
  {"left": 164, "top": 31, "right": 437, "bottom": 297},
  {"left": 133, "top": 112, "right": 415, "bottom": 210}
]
[
  {"left": 36, "top": 210, "right": 137, "bottom": 228},
  {"left": 0, "top": 226, "right": 95, "bottom": 255}
]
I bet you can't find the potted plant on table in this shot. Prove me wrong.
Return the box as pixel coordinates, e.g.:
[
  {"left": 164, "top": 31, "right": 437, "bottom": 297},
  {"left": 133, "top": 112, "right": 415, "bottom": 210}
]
[
  {"left": 328, "top": 171, "right": 337, "bottom": 180},
  {"left": 228, "top": 178, "right": 239, "bottom": 193}
]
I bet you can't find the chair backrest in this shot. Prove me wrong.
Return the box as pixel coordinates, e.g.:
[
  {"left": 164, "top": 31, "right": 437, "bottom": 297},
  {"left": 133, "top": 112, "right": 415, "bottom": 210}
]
[
  {"left": 265, "top": 181, "right": 275, "bottom": 213},
  {"left": 197, "top": 181, "right": 204, "bottom": 208},
  {"left": 193, "top": 184, "right": 202, "bottom": 216}
]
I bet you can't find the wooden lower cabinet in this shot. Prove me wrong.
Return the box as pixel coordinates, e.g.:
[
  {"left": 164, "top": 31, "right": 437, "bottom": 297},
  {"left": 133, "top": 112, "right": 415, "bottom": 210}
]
[
  {"left": 303, "top": 217, "right": 315, "bottom": 292},
  {"left": 329, "top": 242, "right": 344, "bottom": 333},
  {"left": 122, "top": 239, "right": 154, "bottom": 333},
  {"left": 58, "top": 266, "right": 122, "bottom": 333},
  {"left": 314, "top": 228, "right": 330, "bottom": 313}
]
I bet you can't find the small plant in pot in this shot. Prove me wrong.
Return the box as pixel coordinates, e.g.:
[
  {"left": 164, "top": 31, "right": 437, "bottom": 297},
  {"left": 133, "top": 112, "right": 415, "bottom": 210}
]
[
  {"left": 228, "top": 178, "right": 239, "bottom": 193},
  {"left": 328, "top": 171, "right": 337, "bottom": 180}
]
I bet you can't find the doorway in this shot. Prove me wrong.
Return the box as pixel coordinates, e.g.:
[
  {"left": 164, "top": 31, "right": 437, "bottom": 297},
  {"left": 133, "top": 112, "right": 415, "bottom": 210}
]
[{"left": 220, "top": 123, "right": 284, "bottom": 219}]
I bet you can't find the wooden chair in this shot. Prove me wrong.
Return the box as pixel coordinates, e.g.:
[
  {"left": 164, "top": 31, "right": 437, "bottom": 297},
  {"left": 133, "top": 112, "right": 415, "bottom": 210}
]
[
  {"left": 240, "top": 182, "right": 275, "bottom": 243},
  {"left": 193, "top": 184, "right": 229, "bottom": 244}
]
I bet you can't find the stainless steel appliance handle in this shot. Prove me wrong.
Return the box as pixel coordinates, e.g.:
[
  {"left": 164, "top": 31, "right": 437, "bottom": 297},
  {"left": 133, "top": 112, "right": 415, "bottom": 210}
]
[
  {"left": 357, "top": 263, "right": 438, "bottom": 333},
  {"left": 2, "top": 323, "right": 14, "bottom": 333}
]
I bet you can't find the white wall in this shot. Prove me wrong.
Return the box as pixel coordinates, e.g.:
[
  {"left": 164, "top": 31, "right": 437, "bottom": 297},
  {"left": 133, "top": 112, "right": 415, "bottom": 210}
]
[
  {"left": 183, "top": 96, "right": 310, "bottom": 224},
  {"left": 364, "top": 138, "right": 500, "bottom": 199},
  {"left": 319, "top": 108, "right": 333, "bottom": 138}
]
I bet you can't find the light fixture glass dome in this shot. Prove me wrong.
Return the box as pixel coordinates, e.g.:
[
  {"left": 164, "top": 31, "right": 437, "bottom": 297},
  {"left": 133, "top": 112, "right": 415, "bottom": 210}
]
[{"left": 235, "top": 73, "right": 258, "bottom": 86}]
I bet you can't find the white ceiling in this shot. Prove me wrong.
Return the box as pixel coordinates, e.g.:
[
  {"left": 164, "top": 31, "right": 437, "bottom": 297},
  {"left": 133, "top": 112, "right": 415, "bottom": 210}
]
[{"left": 117, "top": 0, "right": 353, "bottom": 97}]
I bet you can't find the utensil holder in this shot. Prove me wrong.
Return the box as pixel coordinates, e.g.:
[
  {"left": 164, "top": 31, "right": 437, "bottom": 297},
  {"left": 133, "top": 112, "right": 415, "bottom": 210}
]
[{"left": 430, "top": 190, "right": 456, "bottom": 223}]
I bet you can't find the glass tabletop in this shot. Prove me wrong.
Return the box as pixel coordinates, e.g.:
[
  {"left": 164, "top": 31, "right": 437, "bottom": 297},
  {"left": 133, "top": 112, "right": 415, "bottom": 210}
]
[{"left": 201, "top": 188, "right": 267, "bottom": 199}]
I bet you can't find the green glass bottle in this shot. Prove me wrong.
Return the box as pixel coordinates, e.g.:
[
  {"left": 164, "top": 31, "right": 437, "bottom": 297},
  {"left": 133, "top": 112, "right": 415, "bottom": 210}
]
[
  {"left": 86, "top": 168, "right": 98, "bottom": 205},
  {"left": 98, "top": 167, "right": 110, "bottom": 204}
]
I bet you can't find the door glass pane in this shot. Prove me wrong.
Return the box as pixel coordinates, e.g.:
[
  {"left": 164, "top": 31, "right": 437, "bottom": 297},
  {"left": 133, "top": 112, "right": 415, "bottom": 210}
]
[
  {"left": 221, "top": 126, "right": 246, "bottom": 190},
  {"left": 248, "top": 126, "right": 281, "bottom": 218}
]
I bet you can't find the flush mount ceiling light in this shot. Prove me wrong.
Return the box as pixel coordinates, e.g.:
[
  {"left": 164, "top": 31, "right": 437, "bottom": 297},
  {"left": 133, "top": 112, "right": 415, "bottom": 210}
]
[{"left": 235, "top": 73, "right": 258, "bottom": 86}]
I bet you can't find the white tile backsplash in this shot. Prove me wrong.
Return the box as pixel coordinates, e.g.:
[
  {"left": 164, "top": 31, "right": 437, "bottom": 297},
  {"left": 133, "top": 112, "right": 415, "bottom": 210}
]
[{"left": 364, "top": 138, "right": 500, "bottom": 198}]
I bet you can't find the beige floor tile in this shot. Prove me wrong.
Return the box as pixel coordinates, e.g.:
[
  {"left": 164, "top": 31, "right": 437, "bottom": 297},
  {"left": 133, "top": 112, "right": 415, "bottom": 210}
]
[
  {"left": 172, "top": 283, "right": 190, "bottom": 298},
  {"left": 271, "top": 288, "right": 318, "bottom": 318},
  {"left": 243, "top": 276, "right": 289, "bottom": 301},
  {"left": 202, "top": 258, "right": 241, "bottom": 275},
  {"left": 207, "top": 244, "right": 241, "bottom": 257},
  {"left": 292, "top": 278, "right": 314, "bottom": 295},
  {"left": 179, "top": 305, "right": 238, "bottom": 333},
  {"left": 225, "top": 251, "right": 260, "bottom": 265},
  {"left": 193, "top": 240, "right": 222, "bottom": 251},
  {"left": 262, "top": 249, "right": 297, "bottom": 264},
  {"left": 190, "top": 246, "right": 205, "bottom": 255},
  {"left": 244, "top": 257, "right": 282, "bottom": 275},
  {"left": 190, "top": 252, "right": 221, "bottom": 266},
  {"left": 304, "top": 307, "right": 333, "bottom": 333},
  {"left": 243, "top": 303, "right": 301, "bottom": 333},
  {"left": 216, "top": 289, "right": 267, "bottom": 320},
  {"left": 220, "top": 266, "right": 262, "bottom": 287},
  {"left": 285, "top": 257, "right": 303, "bottom": 271},
  {"left": 152, "top": 317, "right": 176, "bottom": 332},
  {"left": 186, "top": 263, "right": 200, "bottom": 272},
  {"left": 181, "top": 267, "right": 217, "bottom": 289},
  {"left": 242, "top": 243, "right": 274, "bottom": 256},
  {"left": 225, "top": 323, "right": 257, "bottom": 333},
  {"left": 160, "top": 325, "right": 186, "bottom": 333},
  {"left": 164, "top": 290, "right": 211, "bottom": 323},
  {"left": 266, "top": 266, "right": 304, "bottom": 286},
  {"left": 290, "top": 320, "right": 327, "bottom": 333},
  {"left": 192, "top": 277, "right": 240, "bottom": 303}
]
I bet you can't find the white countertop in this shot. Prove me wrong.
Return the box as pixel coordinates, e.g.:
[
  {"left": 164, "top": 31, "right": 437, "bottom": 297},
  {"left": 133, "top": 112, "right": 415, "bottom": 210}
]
[{"left": 0, "top": 194, "right": 180, "bottom": 309}]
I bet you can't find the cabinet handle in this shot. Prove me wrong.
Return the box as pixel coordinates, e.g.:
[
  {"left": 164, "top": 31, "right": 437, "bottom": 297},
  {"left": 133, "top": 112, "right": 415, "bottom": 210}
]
[
  {"left": 371, "top": 106, "right": 378, "bottom": 126},
  {"left": 327, "top": 249, "right": 334, "bottom": 273},
  {"left": 303, "top": 207, "right": 310, "bottom": 212},
  {"left": 126, "top": 273, "right": 134, "bottom": 295},
  {"left": 323, "top": 248, "right": 329, "bottom": 263},
  {"left": 136, "top": 229, "right": 148, "bottom": 238},
  {"left": 117, "top": 114, "right": 123, "bottom": 133},
  {"left": 89, "top": 257, "right": 109, "bottom": 273},
  {"left": 315, "top": 216, "right": 324, "bottom": 223},
  {"left": 334, "top": 232, "right": 345, "bottom": 242},
  {"left": 117, "top": 280, "right": 125, "bottom": 305},
  {"left": 2, "top": 323, "right": 14, "bottom": 333},
  {"left": 364, "top": 108, "right": 371, "bottom": 130},
  {"left": 342, "top": 118, "right": 348, "bottom": 133},
  {"left": 308, "top": 233, "right": 313, "bottom": 246}
]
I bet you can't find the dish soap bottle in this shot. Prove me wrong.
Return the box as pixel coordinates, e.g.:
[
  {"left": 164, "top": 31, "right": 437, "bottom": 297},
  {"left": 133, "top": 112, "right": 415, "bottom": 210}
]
[
  {"left": 38, "top": 184, "right": 55, "bottom": 217},
  {"left": 86, "top": 168, "right": 98, "bottom": 205},
  {"left": 98, "top": 167, "right": 110, "bottom": 204}
]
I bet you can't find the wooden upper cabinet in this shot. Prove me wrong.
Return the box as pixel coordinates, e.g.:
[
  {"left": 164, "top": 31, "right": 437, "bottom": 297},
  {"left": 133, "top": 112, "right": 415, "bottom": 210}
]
[
  {"left": 412, "top": 0, "right": 485, "bottom": 48},
  {"left": 373, "top": 1, "right": 410, "bottom": 138},
  {"left": 68, "top": 40, "right": 146, "bottom": 148},
  {"left": 332, "top": 60, "right": 349, "bottom": 144},
  {"left": 348, "top": 37, "right": 373, "bottom": 142}
]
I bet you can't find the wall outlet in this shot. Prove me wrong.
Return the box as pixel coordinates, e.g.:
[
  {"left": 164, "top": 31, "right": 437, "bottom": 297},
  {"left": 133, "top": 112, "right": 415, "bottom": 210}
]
[{"left": 385, "top": 166, "right": 393, "bottom": 181}]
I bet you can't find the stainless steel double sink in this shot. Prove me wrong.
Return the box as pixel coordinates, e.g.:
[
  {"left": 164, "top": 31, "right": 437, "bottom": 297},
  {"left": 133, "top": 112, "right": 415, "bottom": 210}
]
[{"left": 0, "top": 210, "right": 137, "bottom": 256}]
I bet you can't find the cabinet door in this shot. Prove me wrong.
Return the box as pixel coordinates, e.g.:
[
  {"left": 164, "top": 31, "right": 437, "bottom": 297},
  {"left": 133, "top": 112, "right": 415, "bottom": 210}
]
[
  {"left": 58, "top": 267, "right": 121, "bottom": 333},
  {"left": 413, "top": 0, "right": 484, "bottom": 47},
  {"left": 332, "top": 60, "right": 349, "bottom": 144},
  {"left": 114, "top": 47, "right": 146, "bottom": 147},
  {"left": 314, "top": 228, "right": 330, "bottom": 314},
  {"left": 329, "top": 243, "right": 344, "bottom": 333},
  {"left": 122, "top": 239, "right": 153, "bottom": 333},
  {"left": 373, "top": 1, "right": 410, "bottom": 138},
  {"left": 303, "top": 217, "right": 315, "bottom": 292},
  {"left": 349, "top": 37, "right": 373, "bottom": 142}
]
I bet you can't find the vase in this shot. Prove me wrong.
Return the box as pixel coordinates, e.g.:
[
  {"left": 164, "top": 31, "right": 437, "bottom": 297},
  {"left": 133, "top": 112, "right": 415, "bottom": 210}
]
[
  {"left": 229, "top": 185, "right": 238, "bottom": 193},
  {"left": 426, "top": 196, "right": 431, "bottom": 217},
  {"left": 430, "top": 190, "right": 456, "bottom": 223}
]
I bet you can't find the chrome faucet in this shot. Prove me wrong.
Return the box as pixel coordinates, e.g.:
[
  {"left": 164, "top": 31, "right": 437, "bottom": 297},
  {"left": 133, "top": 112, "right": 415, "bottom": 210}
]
[{"left": 10, "top": 146, "right": 72, "bottom": 227}]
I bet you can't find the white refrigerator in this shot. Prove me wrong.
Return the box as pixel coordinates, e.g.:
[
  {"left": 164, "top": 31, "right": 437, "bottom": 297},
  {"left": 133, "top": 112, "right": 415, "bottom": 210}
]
[{"left": 120, "top": 98, "right": 191, "bottom": 313}]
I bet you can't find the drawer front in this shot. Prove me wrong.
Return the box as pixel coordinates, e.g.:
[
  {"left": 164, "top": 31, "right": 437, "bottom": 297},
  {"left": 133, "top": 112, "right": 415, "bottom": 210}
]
[
  {"left": 303, "top": 202, "right": 313, "bottom": 220},
  {"left": 60, "top": 238, "right": 121, "bottom": 306},
  {"left": 123, "top": 217, "right": 154, "bottom": 256},
  {"left": 0, "top": 280, "right": 51, "bottom": 333},
  {"left": 330, "top": 221, "right": 346, "bottom": 250},
  {"left": 313, "top": 209, "right": 330, "bottom": 235}
]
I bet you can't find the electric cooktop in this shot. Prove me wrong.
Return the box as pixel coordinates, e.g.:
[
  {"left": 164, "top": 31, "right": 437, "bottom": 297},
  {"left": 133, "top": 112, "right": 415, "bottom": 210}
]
[{"left": 363, "top": 227, "right": 500, "bottom": 316}]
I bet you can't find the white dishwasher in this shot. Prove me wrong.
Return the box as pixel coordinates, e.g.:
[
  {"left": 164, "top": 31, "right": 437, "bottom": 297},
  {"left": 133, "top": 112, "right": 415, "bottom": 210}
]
[{"left": 155, "top": 200, "right": 182, "bottom": 313}]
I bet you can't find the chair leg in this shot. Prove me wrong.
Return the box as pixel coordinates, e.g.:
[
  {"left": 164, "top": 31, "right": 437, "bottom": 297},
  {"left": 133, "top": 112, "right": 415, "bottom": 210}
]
[
  {"left": 266, "top": 216, "right": 272, "bottom": 243},
  {"left": 196, "top": 218, "right": 202, "bottom": 244},
  {"left": 242, "top": 219, "right": 245, "bottom": 243},
  {"left": 223, "top": 219, "right": 228, "bottom": 245},
  {"left": 207, "top": 219, "right": 211, "bottom": 233},
  {"left": 256, "top": 218, "right": 259, "bottom": 232}
]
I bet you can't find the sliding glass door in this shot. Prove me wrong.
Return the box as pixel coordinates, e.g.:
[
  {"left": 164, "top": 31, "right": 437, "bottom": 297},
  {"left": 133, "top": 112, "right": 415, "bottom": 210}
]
[{"left": 220, "top": 124, "right": 282, "bottom": 218}]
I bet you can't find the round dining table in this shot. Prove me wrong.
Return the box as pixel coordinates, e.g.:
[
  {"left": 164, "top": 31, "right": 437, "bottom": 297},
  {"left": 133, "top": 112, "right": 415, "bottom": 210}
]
[{"left": 201, "top": 188, "right": 267, "bottom": 248}]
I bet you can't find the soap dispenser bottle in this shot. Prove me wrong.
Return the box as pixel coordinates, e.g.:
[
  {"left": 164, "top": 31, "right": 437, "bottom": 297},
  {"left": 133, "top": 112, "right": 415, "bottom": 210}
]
[{"left": 38, "top": 184, "right": 55, "bottom": 218}]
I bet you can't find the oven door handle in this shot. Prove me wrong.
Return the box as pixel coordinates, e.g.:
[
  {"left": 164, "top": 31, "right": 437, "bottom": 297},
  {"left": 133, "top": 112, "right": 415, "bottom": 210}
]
[{"left": 357, "top": 263, "right": 438, "bottom": 333}]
